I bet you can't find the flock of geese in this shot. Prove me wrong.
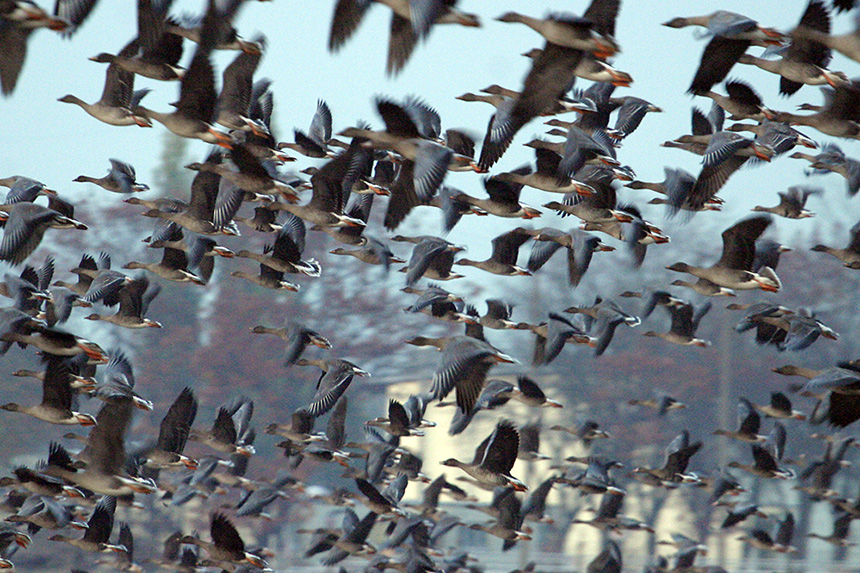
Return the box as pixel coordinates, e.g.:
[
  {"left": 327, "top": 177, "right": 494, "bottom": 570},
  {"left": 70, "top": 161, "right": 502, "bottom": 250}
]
[{"left": 4, "top": 0, "right": 860, "bottom": 571}]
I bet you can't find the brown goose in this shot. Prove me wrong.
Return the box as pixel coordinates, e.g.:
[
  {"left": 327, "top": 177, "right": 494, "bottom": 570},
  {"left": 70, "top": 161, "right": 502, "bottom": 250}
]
[
  {"left": 330, "top": 236, "right": 404, "bottom": 271},
  {"left": 1, "top": 322, "right": 108, "bottom": 363},
  {"left": 713, "top": 399, "right": 766, "bottom": 443},
  {"left": 43, "top": 401, "right": 157, "bottom": 496},
  {"left": 59, "top": 41, "right": 151, "bottom": 127},
  {"left": 295, "top": 358, "right": 370, "bottom": 417},
  {"left": 666, "top": 11, "right": 785, "bottom": 94},
  {"left": 764, "top": 80, "right": 860, "bottom": 139},
  {"left": 74, "top": 159, "right": 150, "bottom": 194},
  {"left": 631, "top": 430, "right": 703, "bottom": 486},
  {"left": 267, "top": 148, "right": 366, "bottom": 227},
  {"left": 667, "top": 216, "right": 781, "bottom": 292},
  {"left": 449, "top": 171, "right": 541, "bottom": 220},
  {"left": 84, "top": 276, "right": 162, "bottom": 328},
  {"left": 429, "top": 335, "right": 515, "bottom": 414},
  {"left": 181, "top": 513, "right": 268, "bottom": 569},
  {"left": 401, "top": 236, "right": 464, "bottom": 285},
  {"left": 235, "top": 214, "right": 321, "bottom": 277},
  {"left": 526, "top": 228, "right": 614, "bottom": 287},
  {"left": 811, "top": 219, "right": 860, "bottom": 267},
  {"left": 49, "top": 496, "right": 127, "bottom": 554},
  {"left": 251, "top": 320, "right": 331, "bottom": 367},
  {"left": 0, "top": 202, "right": 87, "bottom": 265},
  {"left": 328, "top": 0, "right": 480, "bottom": 77},
  {"left": 139, "top": 387, "right": 198, "bottom": 471},
  {"left": 752, "top": 186, "right": 819, "bottom": 218},
  {"left": 0, "top": 0, "right": 72, "bottom": 95},
  {"left": 135, "top": 45, "right": 232, "bottom": 145},
  {"left": 123, "top": 245, "right": 205, "bottom": 285},
  {"left": 278, "top": 99, "right": 337, "bottom": 158},
  {"left": 190, "top": 397, "right": 256, "bottom": 457},
  {"left": 642, "top": 300, "right": 712, "bottom": 347},
  {"left": 141, "top": 151, "right": 244, "bottom": 236},
  {"left": 736, "top": 1, "right": 841, "bottom": 96},
  {"left": 0, "top": 355, "right": 96, "bottom": 426},
  {"left": 455, "top": 228, "right": 532, "bottom": 276},
  {"left": 755, "top": 392, "right": 806, "bottom": 420},
  {"left": 215, "top": 37, "right": 266, "bottom": 133},
  {"left": 441, "top": 420, "right": 526, "bottom": 491},
  {"left": 186, "top": 143, "right": 299, "bottom": 201}
]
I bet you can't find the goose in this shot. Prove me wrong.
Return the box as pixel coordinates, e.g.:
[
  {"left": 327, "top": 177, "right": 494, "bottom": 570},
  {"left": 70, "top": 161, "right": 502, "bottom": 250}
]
[
  {"left": 752, "top": 186, "right": 819, "bottom": 218},
  {"left": 765, "top": 80, "right": 860, "bottom": 139},
  {"left": 190, "top": 397, "right": 256, "bottom": 457},
  {"left": 517, "top": 423, "right": 549, "bottom": 462},
  {"left": 401, "top": 236, "right": 464, "bottom": 285},
  {"left": 469, "top": 489, "right": 531, "bottom": 542},
  {"left": 141, "top": 151, "right": 244, "bottom": 235},
  {"left": 454, "top": 228, "right": 532, "bottom": 276},
  {"left": 89, "top": 0, "right": 185, "bottom": 81},
  {"left": 448, "top": 170, "right": 541, "bottom": 220},
  {"left": 186, "top": 143, "right": 299, "bottom": 202},
  {"left": 670, "top": 11, "right": 785, "bottom": 95},
  {"left": 627, "top": 393, "right": 687, "bottom": 415},
  {"left": 667, "top": 216, "right": 781, "bottom": 292},
  {"left": 49, "top": 496, "right": 127, "bottom": 554},
  {"left": 266, "top": 146, "right": 368, "bottom": 227},
  {"left": 214, "top": 37, "right": 267, "bottom": 133},
  {"left": 508, "top": 145, "right": 598, "bottom": 196},
  {"left": 123, "top": 244, "right": 205, "bottom": 285},
  {"left": 526, "top": 228, "right": 613, "bottom": 287},
  {"left": 441, "top": 420, "right": 526, "bottom": 491},
  {"left": 181, "top": 513, "right": 268, "bottom": 569},
  {"left": 792, "top": 9, "right": 860, "bottom": 63},
  {"left": 701, "top": 80, "right": 766, "bottom": 121},
  {"left": 808, "top": 512, "right": 854, "bottom": 547},
  {"left": 811, "top": 219, "right": 860, "bottom": 267},
  {"left": 791, "top": 143, "right": 860, "bottom": 196},
  {"left": 566, "top": 297, "right": 640, "bottom": 356},
  {"left": 736, "top": 1, "right": 844, "bottom": 96},
  {"left": 135, "top": 41, "right": 232, "bottom": 146},
  {"left": 1, "top": 323, "right": 108, "bottom": 363},
  {"left": 295, "top": 358, "right": 370, "bottom": 417},
  {"left": 251, "top": 320, "right": 331, "bottom": 366},
  {"left": 235, "top": 214, "right": 321, "bottom": 276},
  {"left": 366, "top": 399, "right": 424, "bottom": 437},
  {"left": 476, "top": 28, "right": 592, "bottom": 170},
  {"left": 642, "top": 300, "right": 712, "bottom": 347},
  {"left": 0, "top": 355, "right": 96, "bottom": 425},
  {"left": 713, "top": 399, "right": 766, "bottom": 443},
  {"left": 278, "top": 100, "right": 336, "bottom": 158},
  {"left": 44, "top": 400, "right": 157, "bottom": 496},
  {"left": 328, "top": 0, "right": 480, "bottom": 76},
  {"left": 429, "top": 336, "right": 516, "bottom": 413},
  {"left": 138, "top": 387, "right": 198, "bottom": 471},
  {"left": 6, "top": 494, "right": 85, "bottom": 532},
  {"left": 495, "top": 11, "right": 617, "bottom": 55},
  {"left": 330, "top": 237, "right": 403, "bottom": 271},
  {"left": 0, "top": 0, "right": 72, "bottom": 95},
  {"left": 755, "top": 392, "right": 806, "bottom": 420},
  {"left": 73, "top": 159, "right": 149, "bottom": 194},
  {"left": 728, "top": 444, "right": 794, "bottom": 479},
  {"left": 0, "top": 202, "right": 87, "bottom": 265},
  {"left": 84, "top": 276, "right": 161, "bottom": 327},
  {"left": 59, "top": 42, "right": 151, "bottom": 127},
  {"left": 0, "top": 466, "right": 84, "bottom": 498},
  {"left": 631, "top": 431, "right": 702, "bottom": 486}
]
